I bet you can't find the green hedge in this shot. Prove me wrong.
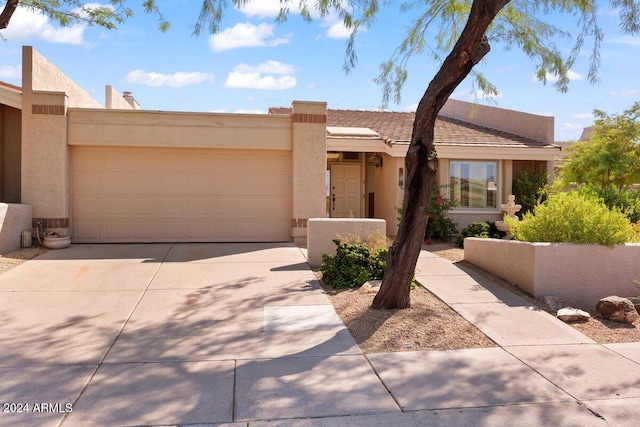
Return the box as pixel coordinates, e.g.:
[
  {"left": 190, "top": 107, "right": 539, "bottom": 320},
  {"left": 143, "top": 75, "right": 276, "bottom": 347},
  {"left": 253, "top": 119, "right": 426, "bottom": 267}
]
[
  {"left": 511, "top": 191, "right": 638, "bottom": 245},
  {"left": 321, "top": 240, "right": 387, "bottom": 289}
]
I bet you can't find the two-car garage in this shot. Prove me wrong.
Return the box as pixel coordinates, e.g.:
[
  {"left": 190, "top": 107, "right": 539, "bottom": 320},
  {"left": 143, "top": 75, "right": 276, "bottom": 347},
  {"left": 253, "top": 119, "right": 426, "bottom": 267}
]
[{"left": 71, "top": 146, "right": 292, "bottom": 243}]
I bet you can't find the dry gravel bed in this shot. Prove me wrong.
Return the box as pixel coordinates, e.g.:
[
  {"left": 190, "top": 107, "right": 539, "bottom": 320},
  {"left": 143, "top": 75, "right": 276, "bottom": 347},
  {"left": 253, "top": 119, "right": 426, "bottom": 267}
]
[
  {"left": 0, "top": 247, "right": 48, "bottom": 275},
  {"left": 321, "top": 241, "right": 640, "bottom": 353}
]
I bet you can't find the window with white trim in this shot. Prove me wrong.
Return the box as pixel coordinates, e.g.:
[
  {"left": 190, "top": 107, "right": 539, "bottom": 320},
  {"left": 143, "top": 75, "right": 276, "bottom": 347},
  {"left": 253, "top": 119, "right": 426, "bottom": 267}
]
[{"left": 449, "top": 161, "right": 498, "bottom": 209}]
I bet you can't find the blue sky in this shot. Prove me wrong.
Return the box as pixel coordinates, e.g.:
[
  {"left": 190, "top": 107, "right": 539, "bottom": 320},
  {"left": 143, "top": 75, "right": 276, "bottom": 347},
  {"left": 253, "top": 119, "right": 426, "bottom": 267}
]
[{"left": 1, "top": 0, "right": 639, "bottom": 141}]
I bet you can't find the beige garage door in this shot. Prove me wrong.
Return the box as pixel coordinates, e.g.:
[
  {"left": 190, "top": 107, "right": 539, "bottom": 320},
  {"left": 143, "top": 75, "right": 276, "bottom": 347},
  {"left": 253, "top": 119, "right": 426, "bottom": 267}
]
[{"left": 71, "top": 146, "right": 292, "bottom": 242}]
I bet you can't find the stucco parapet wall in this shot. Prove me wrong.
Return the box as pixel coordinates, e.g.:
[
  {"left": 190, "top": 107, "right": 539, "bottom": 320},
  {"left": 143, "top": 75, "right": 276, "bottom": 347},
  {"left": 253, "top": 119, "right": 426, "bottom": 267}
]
[
  {"left": 67, "top": 109, "right": 293, "bottom": 150},
  {"left": 29, "top": 91, "right": 67, "bottom": 115},
  {"left": 307, "top": 218, "right": 386, "bottom": 269},
  {"left": 464, "top": 238, "right": 640, "bottom": 309},
  {"left": 440, "top": 99, "right": 554, "bottom": 144},
  {"left": 0, "top": 204, "right": 32, "bottom": 254}
]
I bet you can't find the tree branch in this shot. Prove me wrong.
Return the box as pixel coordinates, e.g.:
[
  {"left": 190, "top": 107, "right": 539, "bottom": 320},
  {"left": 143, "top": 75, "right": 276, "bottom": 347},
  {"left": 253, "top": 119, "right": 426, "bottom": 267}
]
[{"left": 0, "top": 0, "right": 19, "bottom": 29}]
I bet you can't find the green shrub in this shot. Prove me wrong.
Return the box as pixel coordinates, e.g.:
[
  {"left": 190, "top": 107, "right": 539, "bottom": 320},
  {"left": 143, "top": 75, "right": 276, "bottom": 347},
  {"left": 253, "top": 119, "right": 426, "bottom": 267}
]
[
  {"left": 512, "top": 168, "right": 549, "bottom": 217},
  {"left": 425, "top": 186, "right": 458, "bottom": 241},
  {"left": 511, "top": 191, "right": 638, "bottom": 245},
  {"left": 455, "top": 221, "right": 506, "bottom": 248},
  {"left": 321, "top": 240, "right": 388, "bottom": 289},
  {"left": 588, "top": 186, "right": 640, "bottom": 223}
]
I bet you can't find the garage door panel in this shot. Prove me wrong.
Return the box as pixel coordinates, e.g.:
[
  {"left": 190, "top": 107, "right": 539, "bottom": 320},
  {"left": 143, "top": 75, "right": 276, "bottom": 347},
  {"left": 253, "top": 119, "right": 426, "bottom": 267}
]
[
  {"left": 72, "top": 147, "right": 292, "bottom": 242},
  {"left": 103, "top": 197, "right": 130, "bottom": 216},
  {"left": 101, "top": 172, "right": 133, "bottom": 194}
]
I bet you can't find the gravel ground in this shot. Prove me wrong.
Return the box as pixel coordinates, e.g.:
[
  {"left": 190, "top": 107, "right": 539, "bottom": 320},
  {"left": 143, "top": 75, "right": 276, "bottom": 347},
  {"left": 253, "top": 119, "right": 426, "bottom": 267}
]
[
  {"left": 321, "top": 241, "right": 639, "bottom": 354},
  {"left": 0, "top": 246, "right": 48, "bottom": 275}
]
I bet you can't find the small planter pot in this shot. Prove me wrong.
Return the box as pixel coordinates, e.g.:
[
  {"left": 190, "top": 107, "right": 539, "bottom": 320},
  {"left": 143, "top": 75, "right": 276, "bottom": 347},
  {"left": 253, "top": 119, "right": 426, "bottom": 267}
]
[{"left": 43, "top": 233, "right": 71, "bottom": 250}]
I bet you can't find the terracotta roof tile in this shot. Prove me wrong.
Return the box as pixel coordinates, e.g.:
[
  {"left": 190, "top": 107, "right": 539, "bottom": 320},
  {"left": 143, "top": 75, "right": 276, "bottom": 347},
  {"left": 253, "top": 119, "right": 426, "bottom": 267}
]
[
  {"left": 268, "top": 107, "right": 553, "bottom": 148},
  {"left": 0, "top": 81, "right": 21, "bottom": 91}
]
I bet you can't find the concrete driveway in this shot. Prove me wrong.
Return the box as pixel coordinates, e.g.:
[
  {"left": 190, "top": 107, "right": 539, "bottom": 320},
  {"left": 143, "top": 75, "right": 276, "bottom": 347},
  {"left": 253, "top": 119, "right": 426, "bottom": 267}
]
[
  {"left": 0, "top": 243, "right": 396, "bottom": 426},
  {"left": 2, "top": 243, "right": 639, "bottom": 426}
]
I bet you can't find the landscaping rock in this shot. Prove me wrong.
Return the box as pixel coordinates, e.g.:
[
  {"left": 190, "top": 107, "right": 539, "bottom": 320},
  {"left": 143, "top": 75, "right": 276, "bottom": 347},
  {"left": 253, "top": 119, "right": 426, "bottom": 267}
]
[
  {"left": 596, "top": 296, "right": 639, "bottom": 324},
  {"left": 544, "top": 295, "right": 567, "bottom": 312},
  {"left": 359, "top": 280, "right": 382, "bottom": 294},
  {"left": 557, "top": 307, "right": 591, "bottom": 322}
]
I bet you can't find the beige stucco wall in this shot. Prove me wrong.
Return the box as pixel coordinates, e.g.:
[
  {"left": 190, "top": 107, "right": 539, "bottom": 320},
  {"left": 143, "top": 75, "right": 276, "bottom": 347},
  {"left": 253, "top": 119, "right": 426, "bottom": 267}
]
[
  {"left": 0, "top": 203, "right": 32, "bottom": 254},
  {"left": 24, "top": 46, "right": 102, "bottom": 109},
  {"left": 105, "top": 86, "right": 136, "bottom": 110},
  {"left": 291, "top": 101, "right": 328, "bottom": 243},
  {"left": 440, "top": 99, "right": 554, "bottom": 144},
  {"left": 465, "top": 238, "right": 640, "bottom": 309},
  {"left": 21, "top": 46, "right": 105, "bottom": 234},
  {"left": 68, "top": 109, "right": 293, "bottom": 150},
  {"left": 1, "top": 105, "right": 22, "bottom": 203},
  {"left": 374, "top": 154, "right": 404, "bottom": 236},
  {"left": 21, "top": 90, "right": 70, "bottom": 220},
  {"left": 307, "top": 218, "right": 386, "bottom": 268}
]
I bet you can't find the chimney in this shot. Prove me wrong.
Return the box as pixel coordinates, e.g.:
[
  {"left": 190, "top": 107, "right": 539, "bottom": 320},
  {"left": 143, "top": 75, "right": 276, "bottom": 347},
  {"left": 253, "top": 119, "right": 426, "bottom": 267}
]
[{"left": 122, "top": 91, "right": 140, "bottom": 110}]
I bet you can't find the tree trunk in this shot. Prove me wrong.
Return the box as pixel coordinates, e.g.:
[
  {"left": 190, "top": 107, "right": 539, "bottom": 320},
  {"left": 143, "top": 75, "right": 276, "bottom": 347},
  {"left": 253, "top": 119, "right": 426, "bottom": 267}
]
[
  {"left": 373, "top": 0, "right": 510, "bottom": 309},
  {"left": 0, "top": 0, "right": 19, "bottom": 29}
]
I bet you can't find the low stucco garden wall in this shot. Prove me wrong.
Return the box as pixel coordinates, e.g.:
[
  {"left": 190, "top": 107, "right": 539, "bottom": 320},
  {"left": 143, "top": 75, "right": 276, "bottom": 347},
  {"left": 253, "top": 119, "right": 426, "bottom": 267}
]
[
  {"left": 0, "top": 203, "right": 33, "bottom": 254},
  {"left": 464, "top": 238, "right": 640, "bottom": 309},
  {"left": 307, "top": 218, "right": 386, "bottom": 269}
]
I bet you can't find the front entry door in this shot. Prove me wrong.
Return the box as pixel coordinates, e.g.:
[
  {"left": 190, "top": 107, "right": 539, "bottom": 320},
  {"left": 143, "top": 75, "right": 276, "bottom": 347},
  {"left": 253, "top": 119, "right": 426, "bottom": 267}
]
[{"left": 330, "top": 164, "right": 361, "bottom": 218}]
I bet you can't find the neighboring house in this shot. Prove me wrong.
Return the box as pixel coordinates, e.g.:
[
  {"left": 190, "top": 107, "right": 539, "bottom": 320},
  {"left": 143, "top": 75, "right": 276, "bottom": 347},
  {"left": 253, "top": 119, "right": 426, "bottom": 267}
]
[{"left": 0, "top": 46, "right": 559, "bottom": 247}]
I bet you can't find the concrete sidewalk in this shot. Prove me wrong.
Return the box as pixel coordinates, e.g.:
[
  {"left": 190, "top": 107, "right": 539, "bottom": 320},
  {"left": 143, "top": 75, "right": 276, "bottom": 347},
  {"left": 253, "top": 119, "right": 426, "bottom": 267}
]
[{"left": 0, "top": 244, "right": 638, "bottom": 426}]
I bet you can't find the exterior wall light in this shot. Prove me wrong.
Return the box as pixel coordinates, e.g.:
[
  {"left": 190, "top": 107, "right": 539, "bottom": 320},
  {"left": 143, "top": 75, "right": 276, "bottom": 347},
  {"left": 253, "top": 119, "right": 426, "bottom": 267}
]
[{"left": 369, "top": 154, "right": 383, "bottom": 168}]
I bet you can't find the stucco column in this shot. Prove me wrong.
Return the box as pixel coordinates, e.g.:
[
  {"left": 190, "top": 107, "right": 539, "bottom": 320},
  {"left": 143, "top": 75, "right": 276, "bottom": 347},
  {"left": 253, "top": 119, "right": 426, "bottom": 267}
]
[
  {"left": 21, "top": 48, "right": 71, "bottom": 236},
  {"left": 546, "top": 159, "right": 555, "bottom": 181},
  {"left": 503, "top": 159, "right": 513, "bottom": 201},
  {"left": 291, "top": 101, "right": 327, "bottom": 244}
]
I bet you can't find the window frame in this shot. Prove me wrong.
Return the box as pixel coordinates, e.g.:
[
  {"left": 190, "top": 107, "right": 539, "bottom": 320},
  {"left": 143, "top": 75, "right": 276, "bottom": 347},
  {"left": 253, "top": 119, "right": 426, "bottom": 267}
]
[{"left": 448, "top": 159, "right": 501, "bottom": 212}]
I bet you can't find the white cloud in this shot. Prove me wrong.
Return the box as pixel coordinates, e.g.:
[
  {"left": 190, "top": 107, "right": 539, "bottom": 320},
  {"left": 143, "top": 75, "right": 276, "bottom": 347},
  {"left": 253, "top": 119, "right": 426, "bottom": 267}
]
[
  {"left": 225, "top": 72, "right": 296, "bottom": 90},
  {"left": 224, "top": 61, "right": 297, "bottom": 90},
  {"left": 532, "top": 70, "right": 583, "bottom": 83},
  {"left": 0, "top": 65, "right": 21, "bottom": 79},
  {"left": 125, "top": 70, "right": 214, "bottom": 88},
  {"left": 234, "top": 60, "right": 294, "bottom": 75},
  {"left": 609, "top": 36, "right": 640, "bottom": 46},
  {"left": 208, "top": 22, "right": 290, "bottom": 52},
  {"left": 473, "top": 89, "right": 503, "bottom": 100},
  {"left": 2, "top": 8, "right": 87, "bottom": 44},
  {"left": 235, "top": 109, "right": 266, "bottom": 114},
  {"left": 326, "top": 21, "right": 353, "bottom": 39},
  {"left": 608, "top": 89, "right": 640, "bottom": 98},
  {"left": 237, "top": 0, "right": 320, "bottom": 19},
  {"left": 404, "top": 103, "right": 418, "bottom": 112},
  {"left": 571, "top": 113, "right": 594, "bottom": 119}
]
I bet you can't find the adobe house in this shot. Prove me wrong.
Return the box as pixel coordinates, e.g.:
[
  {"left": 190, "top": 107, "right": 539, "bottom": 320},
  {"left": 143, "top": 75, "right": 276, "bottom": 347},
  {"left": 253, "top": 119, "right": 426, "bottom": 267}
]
[
  {"left": 270, "top": 105, "right": 558, "bottom": 235},
  {"left": 0, "top": 46, "right": 559, "bottom": 249}
]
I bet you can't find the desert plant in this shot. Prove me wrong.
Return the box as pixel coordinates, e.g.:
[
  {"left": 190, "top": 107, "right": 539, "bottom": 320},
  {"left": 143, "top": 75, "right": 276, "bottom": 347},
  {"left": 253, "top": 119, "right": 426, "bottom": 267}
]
[
  {"left": 587, "top": 186, "right": 640, "bottom": 224},
  {"left": 321, "top": 240, "right": 388, "bottom": 289},
  {"left": 512, "top": 168, "right": 549, "bottom": 217},
  {"left": 510, "top": 191, "right": 638, "bottom": 245},
  {"left": 455, "top": 221, "right": 506, "bottom": 248},
  {"left": 425, "top": 186, "right": 458, "bottom": 241}
]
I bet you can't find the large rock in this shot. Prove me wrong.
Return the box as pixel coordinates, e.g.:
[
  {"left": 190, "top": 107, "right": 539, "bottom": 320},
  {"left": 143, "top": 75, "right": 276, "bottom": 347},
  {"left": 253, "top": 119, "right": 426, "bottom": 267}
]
[
  {"left": 596, "top": 296, "right": 639, "bottom": 324},
  {"left": 557, "top": 307, "right": 591, "bottom": 322}
]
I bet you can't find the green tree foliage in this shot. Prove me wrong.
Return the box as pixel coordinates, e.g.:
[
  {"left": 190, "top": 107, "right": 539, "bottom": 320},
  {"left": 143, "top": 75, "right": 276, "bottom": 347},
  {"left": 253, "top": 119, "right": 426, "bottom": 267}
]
[
  {"left": 511, "top": 191, "right": 638, "bottom": 245},
  {"left": 512, "top": 168, "right": 549, "bottom": 217},
  {"left": 562, "top": 102, "right": 640, "bottom": 191}
]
